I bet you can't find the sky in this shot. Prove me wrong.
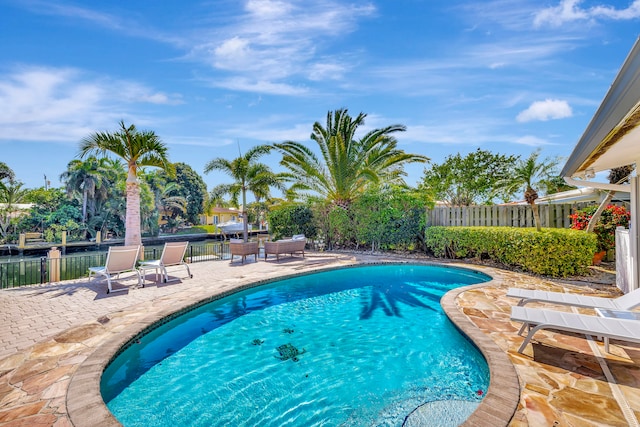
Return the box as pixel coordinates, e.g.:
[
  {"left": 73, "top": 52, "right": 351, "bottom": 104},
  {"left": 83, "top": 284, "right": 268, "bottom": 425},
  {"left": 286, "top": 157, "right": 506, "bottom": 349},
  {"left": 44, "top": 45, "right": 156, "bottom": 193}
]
[{"left": 1, "top": 0, "right": 640, "bottom": 195}]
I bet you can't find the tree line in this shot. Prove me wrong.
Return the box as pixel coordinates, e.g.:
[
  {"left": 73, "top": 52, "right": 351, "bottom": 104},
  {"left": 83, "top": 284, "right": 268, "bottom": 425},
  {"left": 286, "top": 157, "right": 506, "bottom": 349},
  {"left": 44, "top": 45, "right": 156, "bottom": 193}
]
[{"left": 0, "top": 109, "right": 571, "bottom": 246}]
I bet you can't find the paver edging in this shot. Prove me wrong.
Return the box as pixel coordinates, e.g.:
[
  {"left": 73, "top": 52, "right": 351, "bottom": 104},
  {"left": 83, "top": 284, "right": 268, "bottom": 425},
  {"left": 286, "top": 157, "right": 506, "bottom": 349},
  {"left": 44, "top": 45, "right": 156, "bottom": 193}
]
[{"left": 441, "top": 281, "right": 521, "bottom": 426}]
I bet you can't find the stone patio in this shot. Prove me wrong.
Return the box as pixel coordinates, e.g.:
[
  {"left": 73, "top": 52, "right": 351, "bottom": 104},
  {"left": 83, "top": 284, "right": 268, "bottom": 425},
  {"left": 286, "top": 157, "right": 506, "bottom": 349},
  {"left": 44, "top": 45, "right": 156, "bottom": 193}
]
[{"left": 0, "top": 252, "right": 638, "bottom": 426}]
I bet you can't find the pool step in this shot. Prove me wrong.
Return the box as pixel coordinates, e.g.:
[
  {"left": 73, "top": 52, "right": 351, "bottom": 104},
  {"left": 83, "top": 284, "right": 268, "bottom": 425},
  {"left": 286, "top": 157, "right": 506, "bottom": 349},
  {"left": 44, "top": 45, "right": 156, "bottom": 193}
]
[{"left": 403, "top": 399, "right": 479, "bottom": 427}]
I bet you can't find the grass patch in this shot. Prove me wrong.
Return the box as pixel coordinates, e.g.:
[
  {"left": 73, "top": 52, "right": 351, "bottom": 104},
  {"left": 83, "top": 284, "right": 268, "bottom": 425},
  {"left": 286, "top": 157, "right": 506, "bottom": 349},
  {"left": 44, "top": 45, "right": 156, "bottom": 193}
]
[{"left": 169, "top": 226, "right": 216, "bottom": 235}]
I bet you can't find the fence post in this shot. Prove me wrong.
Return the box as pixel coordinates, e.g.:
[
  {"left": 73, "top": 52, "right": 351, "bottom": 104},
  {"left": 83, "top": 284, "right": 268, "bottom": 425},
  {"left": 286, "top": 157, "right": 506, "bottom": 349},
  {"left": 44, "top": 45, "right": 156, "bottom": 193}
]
[
  {"left": 61, "top": 231, "right": 67, "bottom": 255},
  {"left": 40, "top": 257, "right": 47, "bottom": 284},
  {"left": 48, "top": 247, "right": 61, "bottom": 283},
  {"left": 18, "top": 233, "right": 26, "bottom": 256}
]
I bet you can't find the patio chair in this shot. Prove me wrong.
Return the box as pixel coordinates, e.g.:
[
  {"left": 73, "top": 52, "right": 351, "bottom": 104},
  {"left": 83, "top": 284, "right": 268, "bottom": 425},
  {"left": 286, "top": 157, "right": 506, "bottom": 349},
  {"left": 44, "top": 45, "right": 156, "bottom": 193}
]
[
  {"left": 88, "top": 245, "right": 141, "bottom": 294},
  {"left": 229, "top": 238, "right": 259, "bottom": 264},
  {"left": 506, "top": 287, "right": 640, "bottom": 311},
  {"left": 511, "top": 306, "right": 640, "bottom": 354},
  {"left": 138, "top": 241, "right": 192, "bottom": 285}
]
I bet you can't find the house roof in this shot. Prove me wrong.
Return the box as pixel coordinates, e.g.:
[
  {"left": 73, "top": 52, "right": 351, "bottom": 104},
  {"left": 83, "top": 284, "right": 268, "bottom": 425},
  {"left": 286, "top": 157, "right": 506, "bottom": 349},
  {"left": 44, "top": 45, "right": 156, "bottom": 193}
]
[
  {"left": 561, "top": 36, "right": 640, "bottom": 179},
  {"left": 506, "top": 187, "right": 630, "bottom": 205}
]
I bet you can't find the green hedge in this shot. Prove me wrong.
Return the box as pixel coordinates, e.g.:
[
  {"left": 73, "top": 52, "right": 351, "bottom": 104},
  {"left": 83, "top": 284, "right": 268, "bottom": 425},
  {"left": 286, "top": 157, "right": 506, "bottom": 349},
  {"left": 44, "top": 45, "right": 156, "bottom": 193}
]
[
  {"left": 267, "top": 204, "right": 317, "bottom": 241},
  {"left": 424, "top": 226, "right": 597, "bottom": 277}
]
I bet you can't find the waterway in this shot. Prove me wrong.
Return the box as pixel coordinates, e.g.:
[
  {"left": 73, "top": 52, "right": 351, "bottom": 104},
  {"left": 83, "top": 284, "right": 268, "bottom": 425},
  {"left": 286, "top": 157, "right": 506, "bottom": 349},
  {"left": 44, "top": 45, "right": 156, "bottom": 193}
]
[{"left": 0, "top": 231, "right": 269, "bottom": 262}]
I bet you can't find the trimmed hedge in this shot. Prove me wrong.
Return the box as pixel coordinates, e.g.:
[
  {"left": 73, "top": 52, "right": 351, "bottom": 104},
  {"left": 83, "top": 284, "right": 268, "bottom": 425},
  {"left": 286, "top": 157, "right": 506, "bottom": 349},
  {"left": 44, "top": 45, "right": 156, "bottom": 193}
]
[{"left": 424, "top": 226, "right": 597, "bottom": 277}]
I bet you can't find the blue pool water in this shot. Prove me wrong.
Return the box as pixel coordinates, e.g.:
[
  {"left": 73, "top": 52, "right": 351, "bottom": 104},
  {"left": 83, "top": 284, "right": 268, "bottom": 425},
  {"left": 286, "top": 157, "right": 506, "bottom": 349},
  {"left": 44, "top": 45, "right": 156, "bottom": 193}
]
[{"left": 102, "top": 264, "right": 491, "bottom": 427}]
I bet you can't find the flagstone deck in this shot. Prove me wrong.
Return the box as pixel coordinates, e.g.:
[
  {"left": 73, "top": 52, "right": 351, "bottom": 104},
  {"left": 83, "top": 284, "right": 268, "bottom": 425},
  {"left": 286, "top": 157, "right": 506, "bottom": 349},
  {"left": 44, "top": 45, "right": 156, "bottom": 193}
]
[{"left": 0, "top": 252, "right": 637, "bottom": 426}]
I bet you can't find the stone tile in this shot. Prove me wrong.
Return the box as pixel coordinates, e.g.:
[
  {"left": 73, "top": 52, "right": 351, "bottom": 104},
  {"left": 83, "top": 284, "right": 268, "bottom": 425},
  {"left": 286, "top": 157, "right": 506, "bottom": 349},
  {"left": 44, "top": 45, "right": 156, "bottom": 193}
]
[
  {"left": 1, "top": 413, "right": 59, "bottom": 426},
  {"left": 20, "top": 365, "right": 74, "bottom": 396},
  {"left": 0, "top": 400, "right": 47, "bottom": 422},
  {"left": 9, "top": 358, "right": 58, "bottom": 385}
]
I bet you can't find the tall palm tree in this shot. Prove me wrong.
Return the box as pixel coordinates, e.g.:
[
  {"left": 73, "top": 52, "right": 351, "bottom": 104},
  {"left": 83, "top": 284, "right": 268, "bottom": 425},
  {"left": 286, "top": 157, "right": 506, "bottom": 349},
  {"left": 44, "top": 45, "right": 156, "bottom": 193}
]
[
  {"left": 498, "top": 150, "right": 559, "bottom": 231},
  {"left": 60, "top": 157, "right": 110, "bottom": 224},
  {"left": 79, "top": 121, "right": 174, "bottom": 246},
  {"left": 204, "top": 145, "right": 284, "bottom": 242},
  {"left": 0, "top": 180, "right": 27, "bottom": 239},
  {"left": 271, "top": 109, "right": 429, "bottom": 207}
]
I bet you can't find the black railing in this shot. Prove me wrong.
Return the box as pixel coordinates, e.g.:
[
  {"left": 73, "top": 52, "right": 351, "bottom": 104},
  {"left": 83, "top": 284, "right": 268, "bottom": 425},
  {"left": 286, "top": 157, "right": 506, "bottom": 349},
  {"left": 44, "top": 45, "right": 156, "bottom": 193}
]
[{"left": 0, "top": 242, "right": 230, "bottom": 289}]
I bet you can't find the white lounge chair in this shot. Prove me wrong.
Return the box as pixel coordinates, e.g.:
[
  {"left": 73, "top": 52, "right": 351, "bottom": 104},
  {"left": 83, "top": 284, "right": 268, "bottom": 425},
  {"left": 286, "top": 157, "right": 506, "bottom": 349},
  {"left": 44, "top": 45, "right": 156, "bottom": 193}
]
[
  {"left": 88, "top": 245, "right": 141, "bottom": 294},
  {"left": 511, "top": 306, "right": 640, "bottom": 353},
  {"left": 507, "top": 287, "right": 640, "bottom": 311},
  {"left": 138, "top": 241, "right": 192, "bottom": 285}
]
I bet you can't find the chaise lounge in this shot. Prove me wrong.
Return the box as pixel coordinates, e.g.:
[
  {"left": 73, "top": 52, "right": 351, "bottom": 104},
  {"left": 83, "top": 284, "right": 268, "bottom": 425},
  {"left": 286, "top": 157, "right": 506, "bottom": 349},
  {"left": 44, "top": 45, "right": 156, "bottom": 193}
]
[
  {"left": 507, "top": 287, "right": 640, "bottom": 311},
  {"left": 264, "top": 234, "right": 306, "bottom": 261},
  {"left": 511, "top": 306, "right": 640, "bottom": 354},
  {"left": 138, "top": 241, "right": 192, "bottom": 285},
  {"left": 88, "top": 245, "right": 141, "bottom": 293}
]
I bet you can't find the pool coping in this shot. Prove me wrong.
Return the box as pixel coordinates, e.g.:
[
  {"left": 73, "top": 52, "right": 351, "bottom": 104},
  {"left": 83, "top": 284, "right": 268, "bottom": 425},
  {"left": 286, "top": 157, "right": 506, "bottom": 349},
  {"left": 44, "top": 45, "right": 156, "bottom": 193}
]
[
  {"left": 67, "top": 261, "right": 518, "bottom": 426},
  {"left": 441, "top": 283, "right": 520, "bottom": 426}
]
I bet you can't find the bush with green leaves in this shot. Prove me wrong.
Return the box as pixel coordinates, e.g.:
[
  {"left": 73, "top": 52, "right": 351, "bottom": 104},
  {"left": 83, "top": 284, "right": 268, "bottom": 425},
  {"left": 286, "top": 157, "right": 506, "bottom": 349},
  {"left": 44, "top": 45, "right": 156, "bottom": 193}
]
[
  {"left": 424, "top": 226, "right": 596, "bottom": 277},
  {"left": 306, "top": 186, "right": 429, "bottom": 251},
  {"left": 267, "top": 204, "right": 317, "bottom": 240},
  {"left": 351, "top": 187, "right": 427, "bottom": 251}
]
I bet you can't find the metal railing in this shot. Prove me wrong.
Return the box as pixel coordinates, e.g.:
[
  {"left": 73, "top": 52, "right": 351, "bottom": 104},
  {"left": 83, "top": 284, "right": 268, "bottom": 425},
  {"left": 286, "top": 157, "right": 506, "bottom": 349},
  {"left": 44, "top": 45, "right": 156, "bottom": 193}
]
[{"left": 0, "top": 242, "right": 230, "bottom": 289}]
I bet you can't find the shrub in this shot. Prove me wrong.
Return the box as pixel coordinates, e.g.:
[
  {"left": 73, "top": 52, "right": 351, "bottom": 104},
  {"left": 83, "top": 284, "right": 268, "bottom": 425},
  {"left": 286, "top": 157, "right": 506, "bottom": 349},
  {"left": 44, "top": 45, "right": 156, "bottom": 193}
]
[
  {"left": 424, "top": 226, "right": 596, "bottom": 277},
  {"left": 570, "top": 205, "right": 630, "bottom": 252},
  {"left": 267, "top": 204, "right": 317, "bottom": 241}
]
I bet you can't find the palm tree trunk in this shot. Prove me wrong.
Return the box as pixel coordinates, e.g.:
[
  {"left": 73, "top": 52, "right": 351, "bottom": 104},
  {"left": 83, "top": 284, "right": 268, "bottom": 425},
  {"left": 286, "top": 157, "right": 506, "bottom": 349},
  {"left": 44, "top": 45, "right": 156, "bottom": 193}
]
[
  {"left": 242, "top": 187, "right": 248, "bottom": 242},
  {"left": 530, "top": 201, "right": 542, "bottom": 231},
  {"left": 125, "top": 168, "right": 142, "bottom": 246},
  {"left": 82, "top": 187, "right": 88, "bottom": 223},
  {"left": 586, "top": 191, "right": 615, "bottom": 233}
]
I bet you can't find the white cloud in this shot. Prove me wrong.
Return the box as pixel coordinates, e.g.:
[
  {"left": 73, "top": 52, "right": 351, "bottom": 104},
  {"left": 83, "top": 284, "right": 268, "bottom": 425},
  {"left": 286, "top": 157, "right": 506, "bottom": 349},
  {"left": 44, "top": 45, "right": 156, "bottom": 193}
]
[
  {"left": 307, "top": 62, "right": 347, "bottom": 81},
  {"left": 17, "top": 0, "right": 186, "bottom": 46},
  {"left": 0, "top": 66, "right": 181, "bottom": 142},
  {"left": 190, "top": 0, "right": 376, "bottom": 92},
  {"left": 245, "top": 0, "right": 293, "bottom": 17},
  {"left": 513, "top": 135, "right": 551, "bottom": 146},
  {"left": 213, "top": 37, "right": 253, "bottom": 70},
  {"left": 205, "top": 77, "right": 308, "bottom": 96},
  {"left": 516, "top": 99, "right": 573, "bottom": 122},
  {"left": 534, "top": 0, "right": 640, "bottom": 27}
]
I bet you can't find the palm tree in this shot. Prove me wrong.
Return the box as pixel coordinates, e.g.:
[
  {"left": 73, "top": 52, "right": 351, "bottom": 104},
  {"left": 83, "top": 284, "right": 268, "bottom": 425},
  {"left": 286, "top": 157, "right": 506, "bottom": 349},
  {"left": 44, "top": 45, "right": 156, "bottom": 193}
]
[
  {"left": 158, "top": 182, "right": 187, "bottom": 232},
  {"left": 60, "top": 157, "right": 110, "bottom": 224},
  {"left": 271, "top": 109, "right": 429, "bottom": 208},
  {"left": 204, "top": 145, "right": 284, "bottom": 242},
  {"left": 78, "top": 121, "right": 174, "bottom": 246},
  {"left": 498, "top": 150, "right": 559, "bottom": 231},
  {"left": 0, "top": 180, "right": 28, "bottom": 239}
]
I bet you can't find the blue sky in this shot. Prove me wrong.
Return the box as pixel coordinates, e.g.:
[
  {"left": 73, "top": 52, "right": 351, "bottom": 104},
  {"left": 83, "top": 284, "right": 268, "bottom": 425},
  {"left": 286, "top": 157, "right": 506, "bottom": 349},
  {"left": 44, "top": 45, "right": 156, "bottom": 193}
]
[{"left": 1, "top": 0, "right": 640, "bottom": 194}]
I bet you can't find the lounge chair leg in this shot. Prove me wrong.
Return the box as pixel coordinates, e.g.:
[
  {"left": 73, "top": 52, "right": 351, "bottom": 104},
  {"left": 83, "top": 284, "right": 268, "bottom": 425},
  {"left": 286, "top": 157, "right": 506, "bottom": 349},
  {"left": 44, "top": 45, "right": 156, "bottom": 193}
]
[
  {"left": 518, "top": 324, "right": 545, "bottom": 354},
  {"left": 517, "top": 322, "right": 529, "bottom": 336}
]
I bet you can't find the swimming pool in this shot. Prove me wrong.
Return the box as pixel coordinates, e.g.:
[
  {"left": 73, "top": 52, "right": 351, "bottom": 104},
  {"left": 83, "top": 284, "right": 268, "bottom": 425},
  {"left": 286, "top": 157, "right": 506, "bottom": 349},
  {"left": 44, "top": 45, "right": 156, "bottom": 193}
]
[{"left": 101, "top": 264, "right": 491, "bottom": 426}]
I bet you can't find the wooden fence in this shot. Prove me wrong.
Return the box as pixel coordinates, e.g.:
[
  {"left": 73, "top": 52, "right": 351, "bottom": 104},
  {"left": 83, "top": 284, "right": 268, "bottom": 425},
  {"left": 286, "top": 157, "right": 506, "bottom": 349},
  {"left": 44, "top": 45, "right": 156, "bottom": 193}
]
[{"left": 427, "top": 204, "right": 585, "bottom": 228}]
